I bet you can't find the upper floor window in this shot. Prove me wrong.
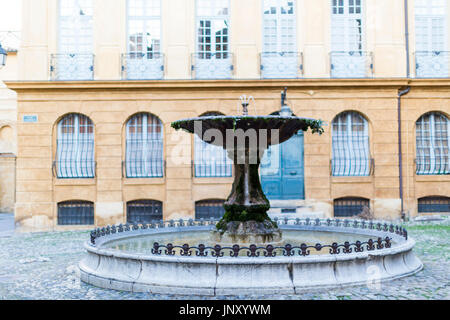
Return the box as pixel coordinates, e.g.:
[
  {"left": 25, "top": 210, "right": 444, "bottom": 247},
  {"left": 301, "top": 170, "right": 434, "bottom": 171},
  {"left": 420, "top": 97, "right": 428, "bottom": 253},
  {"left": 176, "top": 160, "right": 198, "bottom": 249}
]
[
  {"left": 416, "top": 112, "right": 449, "bottom": 175},
  {"left": 330, "top": 0, "right": 371, "bottom": 78},
  {"left": 53, "top": 0, "right": 94, "bottom": 80},
  {"left": 56, "top": 113, "right": 95, "bottom": 179},
  {"left": 194, "top": 112, "right": 232, "bottom": 177},
  {"left": 261, "top": 0, "right": 300, "bottom": 79},
  {"left": 414, "top": 0, "right": 448, "bottom": 77},
  {"left": 332, "top": 111, "right": 371, "bottom": 176},
  {"left": 123, "top": 0, "right": 163, "bottom": 80},
  {"left": 193, "top": 0, "right": 232, "bottom": 79},
  {"left": 125, "top": 113, "right": 164, "bottom": 178}
]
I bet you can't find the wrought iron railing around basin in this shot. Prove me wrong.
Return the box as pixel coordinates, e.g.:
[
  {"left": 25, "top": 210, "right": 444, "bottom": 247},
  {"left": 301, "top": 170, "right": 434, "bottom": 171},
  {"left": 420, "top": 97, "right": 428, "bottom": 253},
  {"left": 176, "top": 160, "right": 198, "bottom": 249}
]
[{"left": 89, "top": 218, "right": 408, "bottom": 258}]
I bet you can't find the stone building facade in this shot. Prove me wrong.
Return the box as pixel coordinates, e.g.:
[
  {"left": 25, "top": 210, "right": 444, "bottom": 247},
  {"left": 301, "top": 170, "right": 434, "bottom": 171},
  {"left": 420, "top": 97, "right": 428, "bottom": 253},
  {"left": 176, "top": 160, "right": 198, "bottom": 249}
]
[{"left": 6, "top": 0, "right": 450, "bottom": 231}]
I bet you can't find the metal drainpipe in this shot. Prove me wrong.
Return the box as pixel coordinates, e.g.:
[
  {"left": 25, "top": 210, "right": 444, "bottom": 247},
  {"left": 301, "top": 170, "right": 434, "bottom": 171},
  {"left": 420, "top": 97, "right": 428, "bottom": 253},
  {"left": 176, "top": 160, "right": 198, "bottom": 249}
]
[
  {"left": 398, "top": 87, "right": 410, "bottom": 220},
  {"left": 404, "top": 0, "right": 410, "bottom": 78}
]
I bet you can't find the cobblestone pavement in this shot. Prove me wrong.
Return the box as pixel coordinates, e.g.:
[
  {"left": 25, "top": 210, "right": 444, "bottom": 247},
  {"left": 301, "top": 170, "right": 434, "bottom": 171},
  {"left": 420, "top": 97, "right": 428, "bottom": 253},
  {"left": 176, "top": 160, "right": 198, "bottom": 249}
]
[{"left": 0, "top": 215, "right": 448, "bottom": 300}]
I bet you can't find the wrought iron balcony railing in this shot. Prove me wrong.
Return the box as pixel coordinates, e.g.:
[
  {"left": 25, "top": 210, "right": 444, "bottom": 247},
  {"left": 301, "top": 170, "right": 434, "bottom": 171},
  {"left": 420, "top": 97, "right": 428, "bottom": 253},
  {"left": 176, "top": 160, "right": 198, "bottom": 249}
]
[
  {"left": 191, "top": 52, "right": 234, "bottom": 80},
  {"left": 260, "top": 52, "right": 303, "bottom": 79},
  {"left": 331, "top": 158, "right": 374, "bottom": 177},
  {"left": 192, "top": 160, "right": 233, "bottom": 178},
  {"left": 50, "top": 53, "right": 94, "bottom": 81},
  {"left": 52, "top": 160, "right": 97, "bottom": 179},
  {"left": 330, "top": 51, "right": 373, "bottom": 78},
  {"left": 122, "top": 159, "right": 165, "bottom": 178},
  {"left": 121, "top": 52, "right": 164, "bottom": 80},
  {"left": 415, "top": 158, "right": 450, "bottom": 176},
  {"left": 414, "top": 51, "right": 450, "bottom": 78}
]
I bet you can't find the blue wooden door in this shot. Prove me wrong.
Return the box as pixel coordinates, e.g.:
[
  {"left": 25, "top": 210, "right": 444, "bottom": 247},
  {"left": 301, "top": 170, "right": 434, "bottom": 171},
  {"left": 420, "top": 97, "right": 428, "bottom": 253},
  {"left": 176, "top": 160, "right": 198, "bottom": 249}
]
[{"left": 261, "top": 132, "right": 305, "bottom": 200}]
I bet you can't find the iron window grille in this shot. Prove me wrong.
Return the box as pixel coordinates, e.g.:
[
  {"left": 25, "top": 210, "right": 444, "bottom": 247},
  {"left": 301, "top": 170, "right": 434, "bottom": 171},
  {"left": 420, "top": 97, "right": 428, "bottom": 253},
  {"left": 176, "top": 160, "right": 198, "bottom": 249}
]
[
  {"left": 55, "top": 0, "right": 94, "bottom": 80},
  {"left": 330, "top": 51, "right": 373, "bottom": 78},
  {"left": 195, "top": 199, "right": 225, "bottom": 220},
  {"left": 127, "top": 200, "right": 163, "bottom": 224},
  {"left": 260, "top": 52, "right": 303, "bottom": 79},
  {"left": 334, "top": 197, "right": 370, "bottom": 217},
  {"left": 125, "top": 0, "right": 163, "bottom": 80},
  {"left": 125, "top": 113, "right": 164, "bottom": 178},
  {"left": 332, "top": 111, "right": 371, "bottom": 176},
  {"left": 55, "top": 113, "right": 95, "bottom": 179},
  {"left": 121, "top": 52, "right": 164, "bottom": 80},
  {"left": 191, "top": 52, "right": 234, "bottom": 79},
  {"left": 414, "top": 51, "right": 450, "bottom": 78},
  {"left": 418, "top": 196, "right": 450, "bottom": 213},
  {"left": 58, "top": 200, "right": 94, "bottom": 225},
  {"left": 416, "top": 112, "right": 450, "bottom": 175},
  {"left": 50, "top": 53, "right": 95, "bottom": 81}
]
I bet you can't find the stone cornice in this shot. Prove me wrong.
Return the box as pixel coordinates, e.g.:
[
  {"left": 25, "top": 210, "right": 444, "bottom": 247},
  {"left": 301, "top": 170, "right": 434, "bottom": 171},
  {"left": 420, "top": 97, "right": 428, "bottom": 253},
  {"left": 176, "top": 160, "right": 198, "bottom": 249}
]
[
  {"left": 5, "top": 78, "right": 450, "bottom": 93},
  {"left": 2, "top": 78, "right": 408, "bottom": 91}
]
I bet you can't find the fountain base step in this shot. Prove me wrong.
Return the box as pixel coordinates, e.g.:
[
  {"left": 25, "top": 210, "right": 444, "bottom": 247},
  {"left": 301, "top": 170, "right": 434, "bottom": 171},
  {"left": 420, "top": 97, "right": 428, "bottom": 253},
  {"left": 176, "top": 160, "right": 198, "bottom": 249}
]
[{"left": 212, "top": 220, "right": 282, "bottom": 245}]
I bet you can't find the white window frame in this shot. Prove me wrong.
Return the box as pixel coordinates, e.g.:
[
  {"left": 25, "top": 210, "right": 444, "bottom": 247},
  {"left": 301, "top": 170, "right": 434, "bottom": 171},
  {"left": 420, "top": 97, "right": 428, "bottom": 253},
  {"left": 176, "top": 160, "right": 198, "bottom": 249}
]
[
  {"left": 127, "top": 0, "right": 162, "bottom": 56},
  {"left": 331, "top": 0, "right": 365, "bottom": 53},
  {"left": 414, "top": 0, "right": 448, "bottom": 77},
  {"left": 125, "top": 0, "right": 163, "bottom": 79},
  {"left": 261, "top": 0, "right": 299, "bottom": 79},
  {"left": 194, "top": 0, "right": 232, "bottom": 79},
  {"left": 56, "top": 0, "right": 94, "bottom": 80},
  {"left": 330, "top": 0, "right": 368, "bottom": 78}
]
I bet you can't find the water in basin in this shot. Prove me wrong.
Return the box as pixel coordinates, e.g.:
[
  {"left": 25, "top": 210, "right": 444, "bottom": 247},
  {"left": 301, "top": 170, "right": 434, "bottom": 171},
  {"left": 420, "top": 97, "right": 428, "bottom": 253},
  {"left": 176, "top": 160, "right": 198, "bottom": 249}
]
[{"left": 103, "top": 230, "right": 381, "bottom": 256}]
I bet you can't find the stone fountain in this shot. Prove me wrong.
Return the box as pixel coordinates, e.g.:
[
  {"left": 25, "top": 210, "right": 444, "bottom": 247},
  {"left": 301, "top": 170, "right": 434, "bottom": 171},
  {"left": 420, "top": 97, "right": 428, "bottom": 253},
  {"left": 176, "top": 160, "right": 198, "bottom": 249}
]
[
  {"left": 79, "top": 92, "right": 422, "bottom": 296},
  {"left": 171, "top": 94, "right": 323, "bottom": 245}
]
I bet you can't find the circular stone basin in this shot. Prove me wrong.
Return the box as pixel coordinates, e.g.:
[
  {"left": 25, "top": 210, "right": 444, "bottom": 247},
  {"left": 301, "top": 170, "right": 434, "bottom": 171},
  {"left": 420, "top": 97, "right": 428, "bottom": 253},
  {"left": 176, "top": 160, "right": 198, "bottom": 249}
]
[{"left": 79, "top": 218, "right": 423, "bottom": 296}]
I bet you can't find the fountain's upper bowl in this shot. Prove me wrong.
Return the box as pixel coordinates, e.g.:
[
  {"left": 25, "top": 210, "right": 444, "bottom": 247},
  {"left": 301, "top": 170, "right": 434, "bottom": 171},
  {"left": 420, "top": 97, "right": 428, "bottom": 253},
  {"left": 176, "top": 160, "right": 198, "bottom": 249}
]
[{"left": 171, "top": 115, "right": 324, "bottom": 148}]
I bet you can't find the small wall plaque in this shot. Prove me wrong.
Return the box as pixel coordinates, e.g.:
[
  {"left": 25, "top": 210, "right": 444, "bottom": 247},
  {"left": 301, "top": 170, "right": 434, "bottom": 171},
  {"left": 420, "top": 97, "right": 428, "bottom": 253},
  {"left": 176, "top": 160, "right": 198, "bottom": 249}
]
[{"left": 23, "top": 115, "right": 38, "bottom": 123}]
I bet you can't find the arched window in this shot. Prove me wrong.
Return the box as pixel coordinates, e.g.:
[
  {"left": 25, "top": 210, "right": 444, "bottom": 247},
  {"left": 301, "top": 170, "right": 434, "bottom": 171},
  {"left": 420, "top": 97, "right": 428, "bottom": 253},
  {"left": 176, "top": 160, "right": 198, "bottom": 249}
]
[
  {"left": 125, "top": 113, "right": 164, "bottom": 178},
  {"left": 56, "top": 113, "right": 95, "bottom": 178},
  {"left": 332, "top": 111, "right": 370, "bottom": 176},
  {"left": 418, "top": 196, "right": 450, "bottom": 214},
  {"left": 195, "top": 199, "right": 225, "bottom": 220},
  {"left": 58, "top": 200, "right": 94, "bottom": 225},
  {"left": 194, "top": 112, "right": 232, "bottom": 177},
  {"left": 416, "top": 112, "right": 449, "bottom": 175},
  {"left": 127, "top": 200, "right": 163, "bottom": 223},
  {"left": 334, "top": 197, "right": 370, "bottom": 217}
]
